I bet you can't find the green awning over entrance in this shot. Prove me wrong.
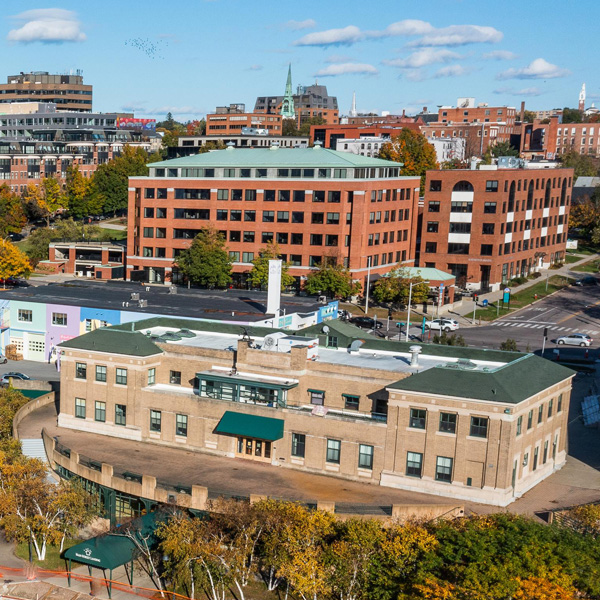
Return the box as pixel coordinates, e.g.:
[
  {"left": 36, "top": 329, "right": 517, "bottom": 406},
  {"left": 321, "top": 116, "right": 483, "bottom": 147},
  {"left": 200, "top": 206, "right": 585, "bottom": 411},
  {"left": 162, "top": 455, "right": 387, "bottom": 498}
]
[{"left": 215, "top": 411, "right": 284, "bottom": 441}]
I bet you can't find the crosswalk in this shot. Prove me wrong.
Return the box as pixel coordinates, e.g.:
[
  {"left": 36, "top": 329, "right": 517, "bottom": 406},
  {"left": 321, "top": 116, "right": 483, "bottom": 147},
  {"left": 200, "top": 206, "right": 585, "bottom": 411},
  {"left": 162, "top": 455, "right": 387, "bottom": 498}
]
[{"left": 489, "top": 320, "right": 599, "bottom": 336}]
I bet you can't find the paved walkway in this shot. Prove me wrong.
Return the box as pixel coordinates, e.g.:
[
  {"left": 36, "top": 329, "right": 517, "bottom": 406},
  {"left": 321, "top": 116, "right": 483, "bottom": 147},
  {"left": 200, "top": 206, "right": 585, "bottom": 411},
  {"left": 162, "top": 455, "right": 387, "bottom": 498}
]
[{"left": 446, "top": 252, "right": 599, "bottom": 324}]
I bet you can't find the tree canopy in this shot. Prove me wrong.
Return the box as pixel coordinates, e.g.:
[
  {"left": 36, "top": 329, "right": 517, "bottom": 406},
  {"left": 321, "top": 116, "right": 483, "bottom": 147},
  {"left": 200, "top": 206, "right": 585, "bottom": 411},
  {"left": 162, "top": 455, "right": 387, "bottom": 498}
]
[
  {"left": 305, "top": 261, "right": 361, "bottom": 299},
  {"left": 0, "top": 185, "right": 26, "bottom": 237},
  {"left": 0, "top": 239, "right": 31, "bottom": 285},
  {"left": 247, "top": 242, "right": 296, "bottom": 290},
  {"left": 559, "top": 151, "right": 599, "bottom": 178},
  {"left": 176, "top": 227, "right": 232, "bottom": 288},
  {"left": 372, "top": 266, "right": 430, "bottom": 306},
  {"left": 379, "top": 129, "right": 438, "bottom": 194}
]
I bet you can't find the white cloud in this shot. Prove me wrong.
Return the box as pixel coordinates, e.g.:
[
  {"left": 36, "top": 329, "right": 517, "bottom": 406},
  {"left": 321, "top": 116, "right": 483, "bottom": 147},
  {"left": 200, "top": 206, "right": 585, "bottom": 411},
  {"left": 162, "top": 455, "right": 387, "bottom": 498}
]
[
  {"left": 293, "top": 20, "right": 502, "bottom": 48},
  {"left": 405, "top": 70, "right": 426, "bottom": 82},
  {"left": 248, "top": 64, "right": 263, "bottom": 71},
  {"left": 483, "top": 50, "right": 517, "bottom": 60},
  {"left": 283, "top": 19, "right": 316, "bottom": 30},
  {"left": 493, "top": 86, "right": 544, "bottom": 97},
  {"left": 7, "top": 9, "right": 85, "bottom": 43},
  {"left": 294, "top": 25, "right": 362, "bottom": 46},
  {"left": 433, "top": 64, "right": 471, "bottom": 78},
  {"left": 409, "top": 25, "right": 502, "bottom": 47},
  {"left": 383, "top": 49, "right": 461, "bottom": 69},
  {"left": 314, "top": 62, "right": 378, "bottom": 77},
  {"left": 497, "top": 58, "right": 570, "bottom": 80}
]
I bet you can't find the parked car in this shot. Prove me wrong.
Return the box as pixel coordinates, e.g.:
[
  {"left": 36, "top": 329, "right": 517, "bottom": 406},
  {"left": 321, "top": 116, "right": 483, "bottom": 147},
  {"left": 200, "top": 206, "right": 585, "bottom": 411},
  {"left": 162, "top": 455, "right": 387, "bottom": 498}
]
[
  {"left": 350, "top": 316, "right": 383, "bottom": 329},
  {"left": 8, "top": 233, "right": 23, "bottom": 242},
  {"left": 338, "top": 309, "right": 351, "bottom": 321},
  {"left": 0, "top": 372, "right": 31, "bottom": 383},
  {"left": 0, "top": 355, "right": 7, "bottom": 364},
  {"left": 425, "top": 318, "right": 460, "bottom": 332},
  {"left": 556, "top": 333, "right": 592, "bottom": 347},
  {"left": 580, "top": 276, "right": 598, "bottom": 286}
]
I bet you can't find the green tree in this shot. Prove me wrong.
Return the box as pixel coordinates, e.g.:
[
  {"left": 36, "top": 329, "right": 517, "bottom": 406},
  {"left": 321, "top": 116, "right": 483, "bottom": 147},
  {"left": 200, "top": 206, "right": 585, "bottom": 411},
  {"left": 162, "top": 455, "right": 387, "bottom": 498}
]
[
  {"left": 432, "top": 332, "right": 467, "bottom": 347},
  {"left": 305, "top": 261, "right": 361, "bottom": 299},
  {"left": 559, "top": 150, "right": 598, "bottom": 178},
  {"left": 490, "top": 140, "right": 519, "bottom": 158},
  {"left": 561, "top": 107, "right": 582, "bottom": 124},
  {"left": 91, "top": 145, "right": 150, "bottom": 215},
  {"left": 65, "top": 165, "right": 91, "bottom": 219},
  {"left": 282, "top": 118, "right": 299, "bottom": 136},
  {"left": 299, "top": 116, "right": 326, "bottom": 137},
  {"left": 372, "top": 266, "right": 430, "bottom": 306},
  {"left": 379, "top": 129, "right": 438, "bottom": 194},
  {"left": 0, "top": 185, "right": 26, "bottom": 237},
  {"left": 176, "top": 227, "right": 232, "bottom": 288},
  {"left": 500, "top": 338, "right": 519, "bottom": 351},
  {"left": 24, "top": 179, "right": 67, "bottom": 227},
  {"left": 522, "top": 110, "right": 536, "bottom": 123},
  {"left": 247, "top": 242, "right": 295, "bottom": 290},
  {"left": 0, "top": 239, "right": 31, "bottom": 286}
]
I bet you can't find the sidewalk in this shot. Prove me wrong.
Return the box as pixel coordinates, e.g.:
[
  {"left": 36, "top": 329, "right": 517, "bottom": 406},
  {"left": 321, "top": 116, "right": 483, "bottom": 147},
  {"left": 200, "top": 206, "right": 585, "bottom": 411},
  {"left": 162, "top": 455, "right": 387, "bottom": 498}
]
[{"left": 446, "top": 252, "right": 600, "bottom": 324}]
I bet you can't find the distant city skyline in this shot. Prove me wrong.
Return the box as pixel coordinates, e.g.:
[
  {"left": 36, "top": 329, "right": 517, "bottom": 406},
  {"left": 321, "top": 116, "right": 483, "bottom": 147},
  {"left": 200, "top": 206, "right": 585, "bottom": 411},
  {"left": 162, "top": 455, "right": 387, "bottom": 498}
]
[{"left": 1, "top": 0, "right": 598, "bottom": 121}]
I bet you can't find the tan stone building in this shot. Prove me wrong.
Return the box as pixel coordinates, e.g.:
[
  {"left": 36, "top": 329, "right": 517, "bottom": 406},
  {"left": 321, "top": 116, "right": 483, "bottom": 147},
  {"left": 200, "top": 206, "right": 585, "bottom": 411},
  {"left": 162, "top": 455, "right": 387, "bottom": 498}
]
[{"left": 58, "top": 318, "right": 574, "bottom": 506}]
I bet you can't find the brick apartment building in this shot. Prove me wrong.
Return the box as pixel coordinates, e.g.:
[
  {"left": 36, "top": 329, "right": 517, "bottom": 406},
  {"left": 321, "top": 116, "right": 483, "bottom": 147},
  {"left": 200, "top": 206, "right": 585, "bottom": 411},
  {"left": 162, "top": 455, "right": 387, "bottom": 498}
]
[
  {"left": 206, "top": 104, "right": 282, "bottom": 136},
  {"left": 418, "top": 166, "right": 573, "bottom": 291},
  {"left": 311, "top": 123, "right": 422, "bottom": 150},
  {"left": 437, "top": 104, "right": 517, "bottom": 128},
  {"left": 126, "top": 146, "right": 420, "bottom": 285},
  {"left": 520, "top": 116, "right": 600, "bottom": 159},
  {"left": 0, "top": 71, "right": 92, "bottom": 112}
]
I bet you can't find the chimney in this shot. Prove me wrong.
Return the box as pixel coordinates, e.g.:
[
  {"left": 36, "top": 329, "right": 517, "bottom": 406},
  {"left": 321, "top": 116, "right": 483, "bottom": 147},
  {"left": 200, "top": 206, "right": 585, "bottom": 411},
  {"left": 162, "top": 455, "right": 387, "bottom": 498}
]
[
  {"left": 402, "top": 109, "right": 406, "bottom": 118},
  {"left": 520, "top": 101, "right": 525, "bottom": 123},
  {"left": 423, "top": 106, "right": 427, "bottom": 113}
]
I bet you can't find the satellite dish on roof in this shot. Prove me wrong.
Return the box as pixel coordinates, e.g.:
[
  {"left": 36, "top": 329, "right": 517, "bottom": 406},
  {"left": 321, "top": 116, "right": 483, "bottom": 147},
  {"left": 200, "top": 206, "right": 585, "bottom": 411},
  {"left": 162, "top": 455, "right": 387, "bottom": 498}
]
[
  {"left": 322, "top": 325, "right": 330, "bottom": 333},
  {"left": 349, "top": 339, "right": 364, "bottom": 353}
]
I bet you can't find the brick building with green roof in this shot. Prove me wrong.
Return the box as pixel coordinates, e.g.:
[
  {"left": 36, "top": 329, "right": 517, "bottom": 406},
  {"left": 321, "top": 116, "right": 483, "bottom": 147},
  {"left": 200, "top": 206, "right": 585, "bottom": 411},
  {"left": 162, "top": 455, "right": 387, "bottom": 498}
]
[
  {"left": 57, "top": 316, "right": 574, "bottom": 507},
  {"left": 126, "top": 145, "right": 420, "bottom": 286}
]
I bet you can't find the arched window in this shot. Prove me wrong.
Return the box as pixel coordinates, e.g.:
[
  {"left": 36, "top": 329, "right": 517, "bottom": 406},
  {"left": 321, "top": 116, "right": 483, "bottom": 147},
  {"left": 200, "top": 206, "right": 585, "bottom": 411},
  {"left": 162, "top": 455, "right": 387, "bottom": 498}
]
[
  {"left": 453, "top": 181, "right": 474, "bottom": 192},
  {"left": 560, "top": 179, "right": 567, "bottom": 206},
  {"left": 544, "top": 180, "right": 551, "bottom": 208},
  {"left": 508, "top": 181, "right": 515, "bottom": 212},
  {"left": 527, "top": 180, "right": 534, "bottom": 210}
]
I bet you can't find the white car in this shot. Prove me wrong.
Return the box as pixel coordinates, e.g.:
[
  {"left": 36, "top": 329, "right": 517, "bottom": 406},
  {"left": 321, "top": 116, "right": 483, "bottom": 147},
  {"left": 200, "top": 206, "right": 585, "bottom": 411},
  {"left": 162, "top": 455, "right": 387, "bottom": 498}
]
[
  {"left": 425, "top": 318, "right": 460, "bottom": 332},
  {"left": 556, "top": 333, "right": 592, "bottom": 347}
]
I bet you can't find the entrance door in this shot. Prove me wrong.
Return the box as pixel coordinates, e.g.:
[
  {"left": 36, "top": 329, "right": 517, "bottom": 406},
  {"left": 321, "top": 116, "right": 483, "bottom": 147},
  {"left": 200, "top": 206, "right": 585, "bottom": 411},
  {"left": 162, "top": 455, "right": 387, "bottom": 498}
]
[{"left": 236, "top": 437, "right": 272, "bottom": 463}]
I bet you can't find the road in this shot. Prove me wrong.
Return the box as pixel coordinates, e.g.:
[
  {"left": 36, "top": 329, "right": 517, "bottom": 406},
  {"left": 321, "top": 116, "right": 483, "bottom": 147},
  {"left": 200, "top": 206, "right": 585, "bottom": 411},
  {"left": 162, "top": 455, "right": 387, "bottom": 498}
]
[{"left": 457, "top": 283, "right": 600, "bottom": 352}]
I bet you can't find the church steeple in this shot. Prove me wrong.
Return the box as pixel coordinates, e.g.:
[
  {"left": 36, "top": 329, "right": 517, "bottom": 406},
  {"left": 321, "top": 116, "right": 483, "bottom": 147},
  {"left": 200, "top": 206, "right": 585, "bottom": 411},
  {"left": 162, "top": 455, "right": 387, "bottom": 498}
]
[
  {"left": 579, "top": 83, "right": 586, "bottom": 113},
  {"left": 280, "top": 64, "right": 296, "bottom": 119}
]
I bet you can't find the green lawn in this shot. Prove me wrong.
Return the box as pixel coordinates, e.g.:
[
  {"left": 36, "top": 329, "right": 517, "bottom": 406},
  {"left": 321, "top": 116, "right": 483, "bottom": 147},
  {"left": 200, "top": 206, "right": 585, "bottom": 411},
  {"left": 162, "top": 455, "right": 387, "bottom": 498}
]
[
  {"left": 15, "top": 538, "right": 82, "bottom": 571},
  {"left": 572, "top": 258, "right": 600, "bottom": 273},
  {"left": 567, "top": 243, "right": 599, "bottom": 256},
  {"left": 477, "top": 276, "right": 573, "bottom": 321},
  {"left": 565, "top": 253, "right": 584, "bottom": 264}
]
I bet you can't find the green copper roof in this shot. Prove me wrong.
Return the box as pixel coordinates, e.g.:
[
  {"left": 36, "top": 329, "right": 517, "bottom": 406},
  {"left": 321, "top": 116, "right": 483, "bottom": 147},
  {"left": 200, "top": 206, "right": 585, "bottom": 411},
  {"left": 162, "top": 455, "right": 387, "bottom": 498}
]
[
  {"left": 215, "top": 411, "right": 284, "bottom": 441},
  {"left": 59, "top": 328, "right": 163, "bottom": 357},
  {"left": 386, "top": 267, "right": 455, "bottom": 281},
  {"left": 387, "top": 354, "right": 574, "bottom": 404},
  {"left": 147, "top": 147, "right": 406, "bottom": 169}
]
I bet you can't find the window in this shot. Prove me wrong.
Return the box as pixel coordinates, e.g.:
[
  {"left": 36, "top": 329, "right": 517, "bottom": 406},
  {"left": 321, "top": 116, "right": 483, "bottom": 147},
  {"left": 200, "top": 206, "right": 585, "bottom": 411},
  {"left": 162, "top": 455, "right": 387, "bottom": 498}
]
[
  {"left": 293, "top": 190, "right": 305, "bottom": 202},
  {"left": 277, "top": 211, "right": 289, "bottom": 223},
  {"left": 262, "top": 211, "right": 275, "bottom": 222},
  {"left": 557, "top": 394, "right": 563, "bottom": 413},
  {"left": 533, "top": 446, "right": 539, "bottom": 471},
  {"left": 176, "top": 414, "right": 188, "bottom": 437},
  {"left": 409, "top": 408, "right": 426, "bottom": 429},
  {"left": 148, "top": 368, "right": 156, "bottom": 386},
  {"left": 435, "top": 456, "right": 453, "bottom": 482},
  {"left": 243, "top": 231, "right": 255, "bottom": 242},
  {"left": 309, "top": 390, "right": 324, "bottom": 405},
  {"left": 449, "top": 222, "right": 471, "bottom": 234},
  {"left": 144, "top": 207, "right": 154, "bottom": 218},
  {"left": 516, "top": 415, "right": 522, "bottom": 436},
  {"left": 52, "top": 312, "right": 67, "bottom": 326},
  {"left": 170, "top": 370, "right": 181, "bottom": 385},
  {"left": 311, "top": 212, "right": 324, "bottom": 224},
  {"left": 548, "top": 398, "right": 553, "bottom": 418},
  {"left": 150, "top": 409, "right": 162, "bottom": 433},
  {"left": 428, "top": 201, "right": 440, "bottom": 212},
  {"left": 115, "top": 404, "right": 126, "bottom": 426},
  {"left": 326, "top": 439, "right": 341, "bottom": 464},
  {"left": 425, "top": 242, "right": 437, "bottom": 253},
  {"left": 291, "top": 233, "right": 303, "bottom": 245},
  {"left": 96, "top": 365, "right": 107, "bottom": 382},
  {"left": 482, "top": 223, "right": 495, "bottom": 235},
  {"left": 244, "top": 210, "right": 256, "bottom": 222},
  {"left": 538, "top": 404, "right": 544, "bottom": 423},
  {"left": 426, "top": 222, "right": 439, "bottom": 233},
  {"left": 75, "top": 398, "right": 86, "bottom": 419},
  {"left": 358, "top": 444, "right": 374, "bottom": 470},
  {"left": 527, "top": 409, "right": 533, "bottom": 430},
  {"left": 481, "top": 244, "right": 493, "bottom": 256},
  {"left": 17, "top": 309, "right": 32, "bottom": 322},
  {"left": 279, "top": 190, "right": 290, "bottom": 202},
  {"left": 75, "top": 362, "right": 87, "bottom": 379},
  {"left": 439, "top": 412, "right": 457, "bottom": 434},
  {"left": 343, "top": 394, "right": 360, "bottom": 411},
  {"left": 116, "top": 368, "right": 127, "bottom": 386},
  {"left": 470, "top": 416, "right": 488, "bottom": 438},
  {"left": 95, "top": 401, "right": 106, "bottom": 422},
  {"left": 242, "top": 251, "right": 254, "bottom": 263},
  {"left": 310, "top": 234, "right": 323, "bottom": 245},
  {"left": 245, "top": 189, "right": 256, "bottom": 201},
  {"left": 451, "top": 202, "right": 472, "bottom": 213},
  {"left": 429, "top": 180, "right": 442, "bottom": 192},
  {"left": 483, "top": 202, "right": 497, "bottom": 213},
  {"left": 543, "top": 440, "right": 549, "bottom": 464},
  {"left": 292, "top": 211, "right": 304, "bottom": 223},
  {"left": 486, "top": 180, "right": 499, "bottom": 192},
  {"left": 143, "top": 227, "right": 154, "bottom": 238},
  {"left": 406, "top": 452, "right": 423, "bottom": 477},
  {"left": 291, "top": 433, "right": 306, "bottom": 458}
]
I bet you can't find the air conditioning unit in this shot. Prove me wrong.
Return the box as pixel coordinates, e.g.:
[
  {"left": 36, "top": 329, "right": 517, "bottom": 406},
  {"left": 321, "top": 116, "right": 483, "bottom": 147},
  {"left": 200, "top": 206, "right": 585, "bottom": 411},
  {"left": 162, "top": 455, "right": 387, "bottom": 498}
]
[{"left": 131, "top": 292, "right": 139, "bottom": 301}]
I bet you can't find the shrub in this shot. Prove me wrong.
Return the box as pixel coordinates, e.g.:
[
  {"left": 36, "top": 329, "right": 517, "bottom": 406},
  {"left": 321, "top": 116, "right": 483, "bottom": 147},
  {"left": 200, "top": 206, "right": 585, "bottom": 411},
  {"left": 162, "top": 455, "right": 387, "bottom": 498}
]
[
  {"left": 500, "top": 338, "right": 518, "bottom": 352},
  {"left": 433, "top": 333, "right": 467, "bottom": 347},
  {"left": 529, "top": 272, "right": 542, "bottom": 279}
]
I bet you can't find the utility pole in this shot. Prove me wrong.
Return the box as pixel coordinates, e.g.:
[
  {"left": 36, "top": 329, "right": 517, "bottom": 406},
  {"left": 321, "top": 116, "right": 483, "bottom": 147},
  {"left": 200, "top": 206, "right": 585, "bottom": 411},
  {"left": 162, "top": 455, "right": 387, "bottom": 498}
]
[{"left": 364, "top": 256, "right": 372, "bottom": 316}]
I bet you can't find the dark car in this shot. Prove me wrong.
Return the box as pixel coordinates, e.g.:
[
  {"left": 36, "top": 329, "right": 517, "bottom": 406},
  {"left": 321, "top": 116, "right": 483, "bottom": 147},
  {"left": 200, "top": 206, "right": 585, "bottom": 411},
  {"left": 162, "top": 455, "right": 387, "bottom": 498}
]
[
  {"left": 350, "top": 316, "right": 383, "bottom": 329},
  {"left": 581, "top": 276, "right": 598, "bottom": 286},
  {"left": 8, "top": 233, "right": 23, "bottom": 242}
]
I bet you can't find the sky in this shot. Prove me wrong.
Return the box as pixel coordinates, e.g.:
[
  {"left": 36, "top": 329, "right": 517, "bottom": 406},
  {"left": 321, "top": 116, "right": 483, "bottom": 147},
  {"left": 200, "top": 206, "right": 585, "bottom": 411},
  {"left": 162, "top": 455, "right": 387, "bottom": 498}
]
[{"left": 1, "top": 0, "right": 598, "bottom": 121}]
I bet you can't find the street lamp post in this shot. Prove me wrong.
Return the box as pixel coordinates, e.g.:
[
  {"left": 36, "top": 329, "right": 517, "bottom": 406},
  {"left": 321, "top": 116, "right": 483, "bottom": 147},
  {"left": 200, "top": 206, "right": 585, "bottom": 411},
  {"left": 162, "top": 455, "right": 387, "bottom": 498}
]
[
  {"left": 364, "top": 256, "right": 372, "bottom": 316},
  {"left": 406, "top": 280, "right": 429, "bottom": 342}
]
